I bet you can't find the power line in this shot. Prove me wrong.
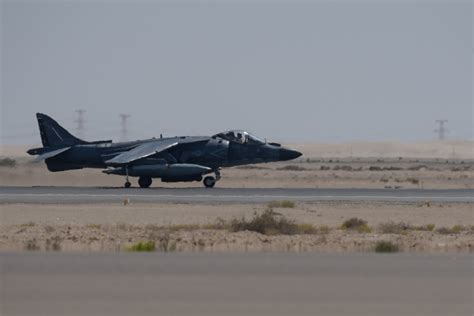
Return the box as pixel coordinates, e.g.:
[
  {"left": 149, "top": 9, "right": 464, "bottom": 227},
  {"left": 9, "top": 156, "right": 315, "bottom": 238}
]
[
  {"left": 74, "top": 109, "right": 86, "bottom": 139},
  {"left": 434, "top": 119, "right": 448, "bottom": 140},
  {"left": 119, "top": 114, "right": 131, "bottom": 142}
]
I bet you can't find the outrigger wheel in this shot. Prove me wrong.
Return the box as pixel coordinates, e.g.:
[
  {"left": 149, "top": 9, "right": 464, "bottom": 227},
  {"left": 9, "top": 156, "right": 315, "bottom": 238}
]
[{"left": 138, "top": 176, "right": 152, "bottom": 188}]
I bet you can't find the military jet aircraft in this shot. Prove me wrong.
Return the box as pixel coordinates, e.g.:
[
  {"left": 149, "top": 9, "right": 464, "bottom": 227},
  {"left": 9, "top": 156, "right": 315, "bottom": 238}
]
[{"left": 27, "top": 113, "right": 302, "bottom": 188}]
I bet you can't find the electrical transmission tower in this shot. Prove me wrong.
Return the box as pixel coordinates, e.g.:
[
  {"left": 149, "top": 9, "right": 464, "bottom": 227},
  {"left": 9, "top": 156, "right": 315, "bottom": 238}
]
[
  {"left": 434, "top": 119, "right": 448, "bottom": 140},
  {"left": 119, "top": 114, "right": 131, "bottom": 142},
  {"left": 74, "top": 109, "right": 86, "bottom": 139}
]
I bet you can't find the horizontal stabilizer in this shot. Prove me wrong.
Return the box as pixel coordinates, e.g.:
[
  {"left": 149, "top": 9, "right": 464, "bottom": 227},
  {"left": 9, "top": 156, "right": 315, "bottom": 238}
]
[{"left": 33, "top": 147, "right": 71, "bottom": 162}]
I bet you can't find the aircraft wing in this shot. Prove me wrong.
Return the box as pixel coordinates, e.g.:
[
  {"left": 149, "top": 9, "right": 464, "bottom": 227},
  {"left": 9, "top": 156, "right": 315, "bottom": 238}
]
[
  {"left": 105, "top": 139, "right": 179, "bottom": 166},
  {"left": 33, "top": 147, "right": 71, "bottom": 162}
]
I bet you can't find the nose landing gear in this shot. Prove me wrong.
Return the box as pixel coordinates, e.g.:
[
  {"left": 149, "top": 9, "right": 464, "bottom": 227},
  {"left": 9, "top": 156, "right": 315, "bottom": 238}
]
[{"left": 124, "top": 165, "right": 131, "bottom": 188}]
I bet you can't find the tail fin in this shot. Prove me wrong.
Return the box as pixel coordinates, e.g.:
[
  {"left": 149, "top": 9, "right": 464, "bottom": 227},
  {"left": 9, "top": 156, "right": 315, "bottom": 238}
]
[{"left": 36, "top": 113, "right": 87, "bottom": 147}]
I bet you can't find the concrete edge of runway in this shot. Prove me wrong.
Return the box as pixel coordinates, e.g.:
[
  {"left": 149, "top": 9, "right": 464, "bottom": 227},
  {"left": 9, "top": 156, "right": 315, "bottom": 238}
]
[{"left": 0, "top": 186, "right": 472, "bottom": 203}]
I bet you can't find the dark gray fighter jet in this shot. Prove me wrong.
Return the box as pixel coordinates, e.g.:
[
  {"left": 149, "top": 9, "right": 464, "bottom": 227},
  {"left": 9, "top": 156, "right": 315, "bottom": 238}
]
[{"left": 27, "top": 113, "right": 302, "bottom": 188}]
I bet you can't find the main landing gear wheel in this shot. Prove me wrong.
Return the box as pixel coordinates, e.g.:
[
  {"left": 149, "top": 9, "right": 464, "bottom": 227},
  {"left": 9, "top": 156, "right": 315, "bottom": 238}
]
[
  {"left": 203, "top": 176, "right": 216, "bottom": 188},
  {"left": 138, "top": 176, "right": 152, "bottom": 188},
  {"left": 124, "top": 181, "right": 131, "bottom": 188}
]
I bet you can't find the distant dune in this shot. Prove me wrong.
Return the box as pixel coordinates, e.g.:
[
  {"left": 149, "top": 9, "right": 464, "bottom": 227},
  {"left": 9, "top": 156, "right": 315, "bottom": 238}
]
[{"left": 289, "top": 141, "right": 473, "bottom": 159}]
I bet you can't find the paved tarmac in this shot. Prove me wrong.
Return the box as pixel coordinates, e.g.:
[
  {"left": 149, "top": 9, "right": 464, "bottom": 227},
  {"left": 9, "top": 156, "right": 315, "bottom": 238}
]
[
  {"left": 0, "top": 186, "right": 472, "bottom": 203},
  {"left": 1, "top": 252, "right": 472, "bottom": 316}
]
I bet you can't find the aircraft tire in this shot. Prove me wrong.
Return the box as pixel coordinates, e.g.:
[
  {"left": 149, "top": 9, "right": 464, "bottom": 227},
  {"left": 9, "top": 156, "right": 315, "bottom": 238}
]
[
  {"left": 203, "top": 176, "right": 216, "bottom": 188},
  {"left": 124, "top": 181, "right": 131, "bottom": 188},
  {"left": 138, "top": 176, "right": 152, "bottom": 188}
]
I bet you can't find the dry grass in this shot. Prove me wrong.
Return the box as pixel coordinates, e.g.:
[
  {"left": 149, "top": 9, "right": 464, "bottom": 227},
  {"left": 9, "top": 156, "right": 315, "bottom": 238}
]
[
  {"left": 0, "top": 157, "right": 16, "bottom": 167},
  {"left": 374, "top": 241, "right": 399, "bottom": 253},
  {"left": 341, "top": 217, "right": 372, "bottom": 233},
  {"left": 127, "top": 241, "right": 156, "bottom": 252},
  {"left": 267, "top": 200, "right": 296, "bottom": 208},
  {"left": 437, "top": 225, "right": 464, "bottom": 235},
  {"left": 276, "top": 165, "right": 307, "bottom": 171},
  {"left": 378, "top": 221, "right": 411, "bottom": 234},
  {"left": 230, "top": 209, "right": 317, "bottom": 235}
]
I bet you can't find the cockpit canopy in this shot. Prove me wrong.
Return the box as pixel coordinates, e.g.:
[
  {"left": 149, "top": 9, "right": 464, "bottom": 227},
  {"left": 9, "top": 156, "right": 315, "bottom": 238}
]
[{"left": 214, "top": 130, "right": 266, "bottom": 145}]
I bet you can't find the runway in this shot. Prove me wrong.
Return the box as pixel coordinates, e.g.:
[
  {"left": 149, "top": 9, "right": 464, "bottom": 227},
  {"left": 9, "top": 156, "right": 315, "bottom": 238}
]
[
  {"left": 0, "top": 186, "right": 472, "bottom": 203},
  {"left": 2, "top": 252, "right": 472, "bottom": 316}
]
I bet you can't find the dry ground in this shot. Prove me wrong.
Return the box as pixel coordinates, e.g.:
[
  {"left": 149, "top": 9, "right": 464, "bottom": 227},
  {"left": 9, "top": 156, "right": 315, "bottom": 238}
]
[
  {"left": 1, "top": 201, "right": 472, "bottom": 253},
  {"left": 0, "top": 157, "right": 472, "bottom": 189},
  {"left": 1, "top": 141, "right": 473, "bottom": 189},
  {"left": 1, "top": 141, "right": 472, "bottom": 253}
]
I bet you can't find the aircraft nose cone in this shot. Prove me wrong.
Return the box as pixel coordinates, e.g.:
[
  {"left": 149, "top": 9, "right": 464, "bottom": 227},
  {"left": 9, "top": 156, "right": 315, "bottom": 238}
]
[{"left": 280, "top": 149, "right": 302, "bottom": 161}]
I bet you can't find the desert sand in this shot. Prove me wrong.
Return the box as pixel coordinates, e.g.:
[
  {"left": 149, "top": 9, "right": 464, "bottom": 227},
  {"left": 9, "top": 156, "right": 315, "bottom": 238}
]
[
  {"left": 0, "top": 201, "right": 472, "bottom": 253},
  {"left": 0, "top": 142, "right": 472, "bottom": 253}
]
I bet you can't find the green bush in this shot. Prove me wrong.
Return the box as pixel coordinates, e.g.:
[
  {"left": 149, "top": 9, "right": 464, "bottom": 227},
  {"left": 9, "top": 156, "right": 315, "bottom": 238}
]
[
  {"left": 375, "top": 241, "right": 399, "bottom": 253},
  {"left": 127, "top": 241, "right": 156, "bottom": 252},
  {"left": 267, "top": 200, "right": 295, "bottom": 208}
]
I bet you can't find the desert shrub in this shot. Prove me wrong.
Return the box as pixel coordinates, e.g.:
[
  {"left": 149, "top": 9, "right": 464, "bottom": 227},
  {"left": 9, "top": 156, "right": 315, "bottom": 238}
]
[
  {"left": 375, "top": 241, "right": 399, "bottom": 253},
  {"left": 378, "top": 221, "right": 411, "bottom": 234},
  {"left": 408, "top": 165, "right": 428, "bottom": 171},
  {"left": 414, "top": 224, "right": 435, "bottom": 231},
  {"left": 318, "top": 225, "right": 330, "bottom": 234},
  {"left": 0, "top": 158, "right": 16, "bottom": 167},
  {"left": 369, "top": 166, "right": 382, "bottom": 171},
  {"left": 20, "top": 221, "right": 36, "bottom": 227},
  {"left": 342, "top": 217, "right": 366, "bottom": 229},
  {"left": 166, "top": 224, "right": 200, "bottom": 231},
  {"left": 406, "top": 177, "right": 420, "bottom": 185},
  {"left": 86, "top": 224, "right": 101, "bottom": 229},
  {"left": 298, "top": 223, "right": 318, "bottom": 234},
  {"left": 230, "top": 209, "right": 315, "bottom": 235},
  {"left": 25, "top": 239, "right": 40, "bottom": 251},
  {"left": 45, "top": 236, "right": 62, "bottom": 251},
  {"left": 333, "top": 165, "right": 352, "bottom": 171},
  {"left": 383, "top": 166, "right": 403, "bottom": 171},
  {"left": 202, "top": 217, "right": 229, "bottom": 230},
  {"left": 44, "top": 225, "right": 55, "bottom": 233},
  {"left": 235, "top": 165, "right": 270, "bottom": 170},
  {"left": 267, "top": 200, "right": 295, "bottom": 208},
  {"left": 426, "top": 224, "right": 436, "bottom": 231},
  {"left": 276, "top": 165, "right": 307, "bottom": 171},
  {"left": 437, "top": 225, "right": 463, "bottom": 235},
  {"left": 320, "top": 165, "right": 330, "bottom": 171},
  {"left": 127, "top": 241, "right": 156, "bottom": 252},
  {"left": 357, "top": 225, "right": 372, "bottom": 233}
]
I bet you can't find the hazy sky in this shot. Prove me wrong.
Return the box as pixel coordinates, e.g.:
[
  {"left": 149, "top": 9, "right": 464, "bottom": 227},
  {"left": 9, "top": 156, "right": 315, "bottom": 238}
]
[{"left": 1, "top": 0, "right": 472, "bottom": 145}]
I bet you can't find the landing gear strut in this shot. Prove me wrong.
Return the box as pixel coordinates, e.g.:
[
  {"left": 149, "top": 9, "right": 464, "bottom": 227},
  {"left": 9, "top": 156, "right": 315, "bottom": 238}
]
[
  {"left": 124, "top": 165, "right": 131, "bottom": 188},
  {"left": 138, "top": 176, "right": 152, "bottom": 188},
  {"left": 203, "top": 169, "right": 221, "bottom": 188}
]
